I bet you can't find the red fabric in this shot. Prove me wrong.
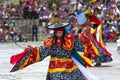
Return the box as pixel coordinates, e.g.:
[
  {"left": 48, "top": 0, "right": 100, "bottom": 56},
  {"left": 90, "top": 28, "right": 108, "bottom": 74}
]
[
  {"left": 10, "top": 47, "right": 39, "bottom": 72},
  {"left": 82, "top": 58, "right": 92, "bottom": 67},
  {"left": 86, "top": 29, "right": 112, "bottom": 56},
  {"left": 83, "top": 52, "right": 88, "bottom": 57},
  {"left": 89, "top": 14, "right": 101, "bottom": 26},
  {"left": 54, "top": 28, "right": 64, "bottom": 32},
  {"left": 80, "top": 28, "right": 112, "bottom": 59},
  {"left": 80, "top": 32, "right": 96, "bottom": 55},
  {"left": 79, "top": 33, "right": 86, "bottom": 43},
  {"left": 56, "top": 38, "right": 62, "bottom": 46},
  {"left": 10, "top": 51, "right": 28, "bottom": 65},
  {"left": 49, "top": 60, "right": 75, "bottom": 69},
  {"left": 83, "top": 53, "right": 95, "bottom": 61},
  {"left": 91, "top": 54, "right": 95, "bottom": 60},
  {"left": 26, "top": 47, "right": 38, "bottom": 65}
]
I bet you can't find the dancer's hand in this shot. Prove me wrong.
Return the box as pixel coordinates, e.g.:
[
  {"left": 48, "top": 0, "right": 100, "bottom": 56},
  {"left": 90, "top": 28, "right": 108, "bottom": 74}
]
[
  {"left": 25, "top": 45, "right": 31, "bottom": 51},
  {"left": 82, "top": 27, "right": 90, "bottom": 31}
]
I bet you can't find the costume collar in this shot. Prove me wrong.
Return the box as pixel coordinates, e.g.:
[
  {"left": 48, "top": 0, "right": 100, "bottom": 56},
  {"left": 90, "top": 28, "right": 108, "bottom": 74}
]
[{"left": 44, "top": 34, "right": 74, "bottom": 50}]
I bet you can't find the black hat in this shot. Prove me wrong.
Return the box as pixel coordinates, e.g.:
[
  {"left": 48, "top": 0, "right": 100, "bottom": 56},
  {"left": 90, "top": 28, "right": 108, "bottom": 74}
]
[{"left": 47, "top": 22, "right": 69, "bottom": 29}]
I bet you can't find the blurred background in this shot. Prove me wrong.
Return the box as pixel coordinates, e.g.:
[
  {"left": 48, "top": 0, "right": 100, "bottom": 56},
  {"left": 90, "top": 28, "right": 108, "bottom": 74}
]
[{"left": 0, "top": 0, "right": 120, "bottom": 43}]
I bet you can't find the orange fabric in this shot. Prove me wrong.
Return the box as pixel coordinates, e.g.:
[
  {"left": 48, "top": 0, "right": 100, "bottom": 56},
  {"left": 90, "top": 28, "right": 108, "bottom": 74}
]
[
  {"left": 44, "top": 34, "right": 74, "bottom": 50},
  {"left": 44, "top": 38, "right": 53, "bottom": 47}
]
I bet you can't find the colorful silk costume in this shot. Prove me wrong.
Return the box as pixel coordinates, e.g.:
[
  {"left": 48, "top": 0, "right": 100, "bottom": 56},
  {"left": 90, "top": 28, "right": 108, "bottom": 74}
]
[
  {"left": 79, "top": 27, "right": 112, "bottom": 63},
  {"left": 10, "top": 34, "right": 89, "bottom": 80},
  {"left": 77, "top": 9, "right": 113, "bottom": 64}
]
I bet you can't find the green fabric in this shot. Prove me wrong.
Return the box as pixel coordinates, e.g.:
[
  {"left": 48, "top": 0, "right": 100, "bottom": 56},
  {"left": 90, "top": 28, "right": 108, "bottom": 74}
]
[
  {"left": 85, "top": 9, "right": 92, "bottom": 18},
  {"left": 65, "top": 28, "right": 85, "bottom": 66},
  {"left": 72, "top": 49, "right": 85, "bottom": 66}
]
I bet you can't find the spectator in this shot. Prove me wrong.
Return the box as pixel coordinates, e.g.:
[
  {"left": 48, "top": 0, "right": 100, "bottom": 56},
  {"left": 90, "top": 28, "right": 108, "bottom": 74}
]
[
  {"left": 116, "top": 19, "right": 120, "bottom": 33},
  {"left": 116, "top": 19, "right": 120, "bottom": 40},
  {"left": 32, "top": 22, "right": 38, "bottom": 41},
  {"left": 0, "top": 0, "right": 119, "bottom": 43},
  {"left": 5, "top": 33, "right": 12, "bottom": 42},
  {"left": 21, "top": 34, "right": 28, "bottom": 42},
  {"left": 13, "top": 33, "right": 19, "bottom": 42},
  {"left": 9, "top": 26, "right": 14, "bottom": 42}
]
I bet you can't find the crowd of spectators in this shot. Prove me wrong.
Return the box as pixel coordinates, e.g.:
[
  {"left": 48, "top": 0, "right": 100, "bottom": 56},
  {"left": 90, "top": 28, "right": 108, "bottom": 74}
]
[
  {"left": 0, "top": 0, "right": 120, "bottom": 43},
  {"left": 62, "top": 0, "right": 120, "bottom": 42},
  {"left": 0, "top": 19, "right": 27, "bottom": 43},
  {"left": 55, "top": 0, "right": 120, "bottom": 42}
]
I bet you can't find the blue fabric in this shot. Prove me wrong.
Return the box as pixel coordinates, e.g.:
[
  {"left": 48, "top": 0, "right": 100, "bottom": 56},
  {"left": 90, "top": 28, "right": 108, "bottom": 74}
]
[
  {"left": 71, "top": 52, "right": 85, "bottom": 67},
  {"left": 77, "top": 13, "right": 87, "bottom": 25},
  {"left": 75, "top": 11, "right": 81, "bottom": 16},
  {"left": 65, "top": 27, "right": 71, "bottom": 33},
  {"left": 65, "top": 27, "right": 74, "bottom": 34},
  {"left": 116, "top": 22, "right": 120, "bottom": 29}
]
